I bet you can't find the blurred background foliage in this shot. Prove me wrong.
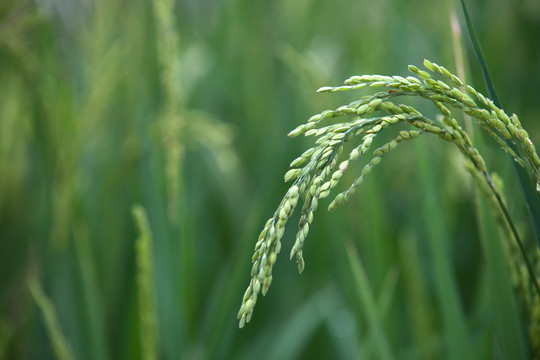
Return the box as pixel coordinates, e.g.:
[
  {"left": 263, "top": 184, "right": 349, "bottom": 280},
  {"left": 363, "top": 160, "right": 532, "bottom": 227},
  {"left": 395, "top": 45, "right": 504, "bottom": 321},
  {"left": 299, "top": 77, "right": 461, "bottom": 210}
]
[{"left": 1, "top": 0, "right": 540, "bottom": 358}]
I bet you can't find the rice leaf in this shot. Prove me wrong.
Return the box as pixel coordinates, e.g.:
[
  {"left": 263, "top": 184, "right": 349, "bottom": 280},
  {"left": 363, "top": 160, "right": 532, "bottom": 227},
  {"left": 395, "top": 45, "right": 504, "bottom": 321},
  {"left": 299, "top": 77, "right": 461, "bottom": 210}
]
[{"left": 345, "top": 241, "right": 394, "bottom": 360}]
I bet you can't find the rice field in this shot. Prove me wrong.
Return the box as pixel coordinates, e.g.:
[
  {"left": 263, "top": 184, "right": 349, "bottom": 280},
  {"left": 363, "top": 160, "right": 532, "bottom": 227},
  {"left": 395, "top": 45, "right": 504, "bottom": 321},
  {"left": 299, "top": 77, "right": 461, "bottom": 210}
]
[{"left": 1, "top": 0, "right": 539, "bottom": 359}]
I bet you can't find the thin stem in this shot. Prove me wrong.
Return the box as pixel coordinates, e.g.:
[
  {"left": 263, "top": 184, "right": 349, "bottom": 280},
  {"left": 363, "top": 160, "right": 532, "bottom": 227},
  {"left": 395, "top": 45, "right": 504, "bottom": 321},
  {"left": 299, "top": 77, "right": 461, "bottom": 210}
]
[{"left": 483, "top": 173, "right": 540, "bottom": 297}]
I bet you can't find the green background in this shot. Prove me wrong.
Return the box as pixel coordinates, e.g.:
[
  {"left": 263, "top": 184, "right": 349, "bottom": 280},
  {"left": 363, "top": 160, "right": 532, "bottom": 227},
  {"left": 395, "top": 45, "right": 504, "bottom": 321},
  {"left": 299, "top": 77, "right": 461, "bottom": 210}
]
[{"left": 1, "top": 0, "right": 539, "bottom": 358}]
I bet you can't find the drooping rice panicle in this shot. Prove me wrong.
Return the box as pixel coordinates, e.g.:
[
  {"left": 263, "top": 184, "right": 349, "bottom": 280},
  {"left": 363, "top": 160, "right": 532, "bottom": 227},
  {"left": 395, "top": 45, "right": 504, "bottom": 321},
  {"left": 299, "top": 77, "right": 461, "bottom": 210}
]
[{"left": 238, "top": 60, "right": 540, "bottom": 329}]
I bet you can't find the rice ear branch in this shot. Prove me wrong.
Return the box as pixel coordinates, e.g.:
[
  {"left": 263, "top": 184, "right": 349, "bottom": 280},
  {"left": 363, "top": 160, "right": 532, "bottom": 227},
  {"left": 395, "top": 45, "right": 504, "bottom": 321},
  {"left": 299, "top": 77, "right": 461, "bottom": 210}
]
[
  {"left": 329, "top": 128, "right": 422, "bottom": 211},
  {"left": 29, "top": 277, "right": 76, "bottom": 360},
  {"left": 419, "top": 61, "right": 540, "bottom": 184},
  {"left": 132, "top": 205, "right": 159, "bottom": 360},
  {"left": 237, "top": 186, "right": 300, "bottom": 328},
  {"left": 152, "top": 0, "right": 185, "bottom": 224}
]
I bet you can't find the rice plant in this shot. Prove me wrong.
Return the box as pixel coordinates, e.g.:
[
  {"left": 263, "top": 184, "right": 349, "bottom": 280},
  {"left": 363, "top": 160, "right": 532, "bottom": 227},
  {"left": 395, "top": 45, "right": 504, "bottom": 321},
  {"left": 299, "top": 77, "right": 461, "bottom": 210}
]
[{"left": 238, "top": 59, "right": 540, "bottom": 356}]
